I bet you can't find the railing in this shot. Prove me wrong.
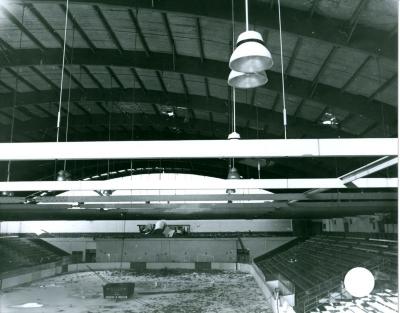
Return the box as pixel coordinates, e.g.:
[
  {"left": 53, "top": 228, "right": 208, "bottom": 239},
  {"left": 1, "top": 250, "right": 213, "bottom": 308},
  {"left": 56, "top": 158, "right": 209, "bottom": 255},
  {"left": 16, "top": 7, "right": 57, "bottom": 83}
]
[{"left": 295, "top": 256, "right": 386, "bottom": 313}]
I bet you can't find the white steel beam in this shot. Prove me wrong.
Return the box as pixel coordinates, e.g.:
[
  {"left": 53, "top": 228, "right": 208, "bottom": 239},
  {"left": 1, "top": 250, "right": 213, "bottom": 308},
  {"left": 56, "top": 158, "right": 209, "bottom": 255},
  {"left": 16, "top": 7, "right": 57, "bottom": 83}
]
[
  {"left": 0, "top": 178, "right": 396, "bottom": 191},
  {"left": 0, "top": 138, "right": 396, "bottom": 160}
]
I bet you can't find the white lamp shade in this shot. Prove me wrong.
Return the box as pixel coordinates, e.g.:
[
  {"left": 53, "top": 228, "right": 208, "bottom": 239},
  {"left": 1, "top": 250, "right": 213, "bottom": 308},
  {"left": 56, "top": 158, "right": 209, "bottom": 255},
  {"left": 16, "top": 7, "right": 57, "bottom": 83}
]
[
  {"left": 229, "top": 31, "right": 273, "bottom": 73},
  {"left": 344, "top": 267, "right": 375, "bottom": 298},
  {"left": 228, "top": 70, "right": 268, "bottom": 89}
]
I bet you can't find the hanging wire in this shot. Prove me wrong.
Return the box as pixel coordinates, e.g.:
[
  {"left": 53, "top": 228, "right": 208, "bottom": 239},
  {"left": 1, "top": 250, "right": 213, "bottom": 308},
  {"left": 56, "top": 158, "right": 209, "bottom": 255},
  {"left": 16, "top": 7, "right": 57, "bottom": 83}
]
[
  {"left": 277, "top": 0, "right": 288, "bottom": 139},
  {"left": 56, "top": 0, "right": 69, "bottom": 142},
  {"left": 63, "top": 24, "right": 75, "bottom": 171},
  {"left": 119, "top": 212, "right": 127, "bottom": 277},
  {"left": 231, "top": 0, "right": 236, "bottom": 170},
  {"left": 245, "top": 0, "right": 249, "bottom": 31},
  {"left": 6, "top": 5, "right": 25, "bottom": 182}
]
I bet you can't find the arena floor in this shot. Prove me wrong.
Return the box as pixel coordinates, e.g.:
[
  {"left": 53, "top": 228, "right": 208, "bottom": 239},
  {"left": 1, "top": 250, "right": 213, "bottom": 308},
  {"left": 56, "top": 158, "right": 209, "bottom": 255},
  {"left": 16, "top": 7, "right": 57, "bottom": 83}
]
[{"left": 0, "top": 270, "right": 273, "bottom": 313}]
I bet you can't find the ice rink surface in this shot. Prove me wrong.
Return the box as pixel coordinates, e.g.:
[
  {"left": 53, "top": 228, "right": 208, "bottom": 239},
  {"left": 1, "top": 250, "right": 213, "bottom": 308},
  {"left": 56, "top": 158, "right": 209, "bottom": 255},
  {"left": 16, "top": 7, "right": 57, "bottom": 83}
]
[{"left": 0, "top": 270, "right": 273, "bottom": 313}]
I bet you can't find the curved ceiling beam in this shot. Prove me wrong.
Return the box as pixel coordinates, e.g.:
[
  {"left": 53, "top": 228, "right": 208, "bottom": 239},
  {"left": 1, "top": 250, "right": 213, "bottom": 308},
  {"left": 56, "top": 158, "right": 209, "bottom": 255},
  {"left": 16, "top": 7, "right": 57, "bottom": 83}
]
[
  {"left": 18, "top": 0, "right": 397, "bottom": 59},
  {"left": 0, "top": 49, "right": 396, "bottom": 128},
  {"left": 0, "top": 89, "right": 351, "bottom": 139}
]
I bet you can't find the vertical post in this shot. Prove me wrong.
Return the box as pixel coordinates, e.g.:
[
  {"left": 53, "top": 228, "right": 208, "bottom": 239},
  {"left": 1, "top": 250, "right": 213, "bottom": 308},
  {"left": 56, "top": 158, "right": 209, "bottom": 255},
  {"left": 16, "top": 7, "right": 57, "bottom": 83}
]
[{"left": 245, "top": 0, "right": 249, "bottom": 31}]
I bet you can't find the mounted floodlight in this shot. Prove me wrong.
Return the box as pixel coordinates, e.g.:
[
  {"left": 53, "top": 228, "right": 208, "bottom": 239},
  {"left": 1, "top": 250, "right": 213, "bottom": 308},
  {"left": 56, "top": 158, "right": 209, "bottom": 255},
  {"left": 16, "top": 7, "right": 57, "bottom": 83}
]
[
  {"left": 228, "top": 70, "right": 268, "bottom": 89},
  {"left": 229, "top": 30, "right": 273, "bottom": 73}
]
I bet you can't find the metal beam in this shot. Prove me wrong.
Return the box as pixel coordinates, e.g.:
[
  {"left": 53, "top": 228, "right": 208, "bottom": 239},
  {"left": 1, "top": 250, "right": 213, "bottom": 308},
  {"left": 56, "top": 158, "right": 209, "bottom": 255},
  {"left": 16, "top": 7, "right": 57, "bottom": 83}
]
[
  {"left": 285, "top": 37, "right": 302, "bottom": 78},
  {"left": 271, "top": 93, "right": 280, "bottom": 111},
  {"left": 0, "top": 178, "right": 396, "bottom": 191},
  {"left": 368, "top": 73, "right": 397, "bottom": 101},
  {"left": 0, "top": 89, "right": 362, "bottom": 139},
  {"left": 180, "top": 74, "right": 189, "bottom": 98},
  {"left": 155, "top": 71, "right": 168, "bottom": 95},
  {"left": 60, "top": 4, "right": 96, "bottom": 53},
  {"left": 204, "top": 77, "right": 210, "bottom": 98},
  {"left": 293, "top": 99, "right": 305, "bottom": 118},
  {"left": 95, "top": 101, "right": 109, "bottom": 115},
  {"left": 0, "top": 5, "right": 45, "bottom": 50},
  {"left": 161, "top": 13, "right": 177, "bottom": 56},
  {"left": 19, "top": 0, "right": 395, "bottom": 59},
  {"left": 19, "top": 192, "right": 395, "bottom": 204},
  {"left": 128, "top": 9, "right": 151, "bottom": 57},
  {"left": 0, "top": 79, "right": 15, "bottom": 92},
  {"left": 360, "top": 122, "right": 377, "bottom": 137},
  {"left": 73, "top": 102, "right": 90, "bottom": 115},
  {"left": 298, "top": 156, "right": 398, "bottom": 200},
  {"left": 0, "top": 49, "right": 396, "bottom": 127},
  {"left": 347, "top": 0, "right": 368, "bottom": 43},
  {"left": 0, "top": 200, "right": 395, "bottom": 220},
  {"left": 130, "top": 68, "right": 146, "bottom": 92},
  {"left": 340, "top": 156, "right": 398, "bottom": 185},
  {"left": 341, "top": 55, "right": 371, "bottom": 92},
  {"left": 309, "top": 0, "right": 321, "bottom": 18},
  {"left": 62, "top": 67, "right": 84, "bottom": 90},
  {"left": 309, "top": 46, "right": 337, "bottom": 97},
  {"left": 81, "top": 65, "right": 103, "bottom": 89},
  {"left": 30, "top": 66, "right": 59, "bottom": 90},
  {"left": 0, "top": 138, "right": 396, "bottom": 161},
  {"left": 94, "top": 5, "right": 123, "bottom": 53},
  {"left": 106, "top": 66, "right": 124, "bottom": 89},
  {"left": 195, "top": 17, "right": 205, "bottom": 62},
  {"left": 27, "top": 4, "right": 66, "bottom": 48},
  {"left": 5, "top": 67, "right": 40, "bottom": 92}
]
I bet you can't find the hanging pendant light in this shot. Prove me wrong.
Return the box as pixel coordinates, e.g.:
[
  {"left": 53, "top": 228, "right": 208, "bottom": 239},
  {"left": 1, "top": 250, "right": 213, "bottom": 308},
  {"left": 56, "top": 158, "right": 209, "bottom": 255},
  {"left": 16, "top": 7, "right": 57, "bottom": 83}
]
[
  {"left": 1, "top": 191, "right": 14, "bottom": 197},
  {"left": 228, "top": 69, "right": 268, "bottom": 89},
  {"left": 229, "top": 0, "right": 273, "bottom": 73},
  {"left": 229, "top": 31, "right": 273, "bottom": 73},
  {"left": 226, "top": 166, "right": 240, "bottom": 194},
  {"left": 57, "top": 170, "right": 71, "bottom": 181}
]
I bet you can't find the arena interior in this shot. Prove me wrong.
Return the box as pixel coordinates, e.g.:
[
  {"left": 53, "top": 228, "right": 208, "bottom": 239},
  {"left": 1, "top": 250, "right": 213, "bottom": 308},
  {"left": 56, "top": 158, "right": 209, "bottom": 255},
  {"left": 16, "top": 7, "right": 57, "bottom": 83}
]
[{"left": 0, "top": 0, "right": 398, "bottom": 312}]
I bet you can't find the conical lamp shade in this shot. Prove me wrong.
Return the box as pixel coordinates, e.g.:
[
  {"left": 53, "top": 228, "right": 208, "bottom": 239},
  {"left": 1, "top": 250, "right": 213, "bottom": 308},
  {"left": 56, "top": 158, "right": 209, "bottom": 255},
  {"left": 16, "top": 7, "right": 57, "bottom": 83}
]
[
  {"left": 228, "top": 70, "right": 268, "bottom": 89},
  {"left": 229, "top": 31, "right": 273, "bottom": 73},
  {"left": 227, "top": 167, "right": 240, "bottom": 179}
]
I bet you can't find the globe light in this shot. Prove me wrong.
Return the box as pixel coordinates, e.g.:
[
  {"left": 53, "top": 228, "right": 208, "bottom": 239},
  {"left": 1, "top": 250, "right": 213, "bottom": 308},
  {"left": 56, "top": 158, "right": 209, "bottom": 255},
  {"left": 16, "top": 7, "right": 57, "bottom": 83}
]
[{"left": 344, "top": 267, "right": 375, "bottom": 298}]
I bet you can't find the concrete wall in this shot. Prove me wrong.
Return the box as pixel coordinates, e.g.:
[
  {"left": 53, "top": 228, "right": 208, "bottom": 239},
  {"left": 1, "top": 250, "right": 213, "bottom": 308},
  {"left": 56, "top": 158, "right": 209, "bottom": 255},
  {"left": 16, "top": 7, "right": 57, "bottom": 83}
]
[
  {"left": 95, "top": 237, "right": 296, "bottom": 263},
  {"left": 43, "top": 237, "right": 96, "bottom": 262},
  {"left": 322, "top": 216, "right": 395, "bottom": 233},
  {"left": 0, "top": 219, "right": 292, "bottom": 234},
  {"left": 96, "top": 238, "right": 237, "bottom": 263},
  {"left": 42, "top": 237, "right": 294, "bottom": 263},
  {"left": 0, "top": 262, "right": 64, "bottom": 290},
  {"left": 241, "top": 237, "right": 296, "bottom": 259}
]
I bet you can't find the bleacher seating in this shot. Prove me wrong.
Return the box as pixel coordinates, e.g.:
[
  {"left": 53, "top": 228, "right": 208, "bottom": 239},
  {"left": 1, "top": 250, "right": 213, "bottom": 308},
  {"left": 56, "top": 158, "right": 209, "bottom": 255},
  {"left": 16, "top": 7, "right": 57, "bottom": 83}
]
[
  {"left": 0, "top": 236, "right": 69, "bottom": 274},
  {"left": 254, "top": 233, "right": 398, "bottom": 313}
]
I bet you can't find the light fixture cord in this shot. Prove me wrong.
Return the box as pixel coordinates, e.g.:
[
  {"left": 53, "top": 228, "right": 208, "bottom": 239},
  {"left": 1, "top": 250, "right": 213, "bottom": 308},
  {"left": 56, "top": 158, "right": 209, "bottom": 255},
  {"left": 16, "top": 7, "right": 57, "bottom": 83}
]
[
  {"left": 63, "top": 25, "right": 75, "bottom": 171},
  {"left": 56, "top": 0, "right": 69, "bottom": 143},
  {"left": 277, "top": 0, "right": 287, "bottom": 139},
  {"left": 233, "top": 88, "right": 236, "bottom": 133},
  {"left": 245, "top": 0, "right": 249, "bottom": 31},
  {"left": 6, "top": 5, "right": 24, "bottom": 182}
]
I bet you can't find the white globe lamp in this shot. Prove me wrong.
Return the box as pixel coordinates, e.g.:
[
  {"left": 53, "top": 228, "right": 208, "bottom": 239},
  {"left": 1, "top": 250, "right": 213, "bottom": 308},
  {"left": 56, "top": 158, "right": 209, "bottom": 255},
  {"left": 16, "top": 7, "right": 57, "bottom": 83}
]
[{"left": 344, "top": 267, "right": 375, "bottom": 298}]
